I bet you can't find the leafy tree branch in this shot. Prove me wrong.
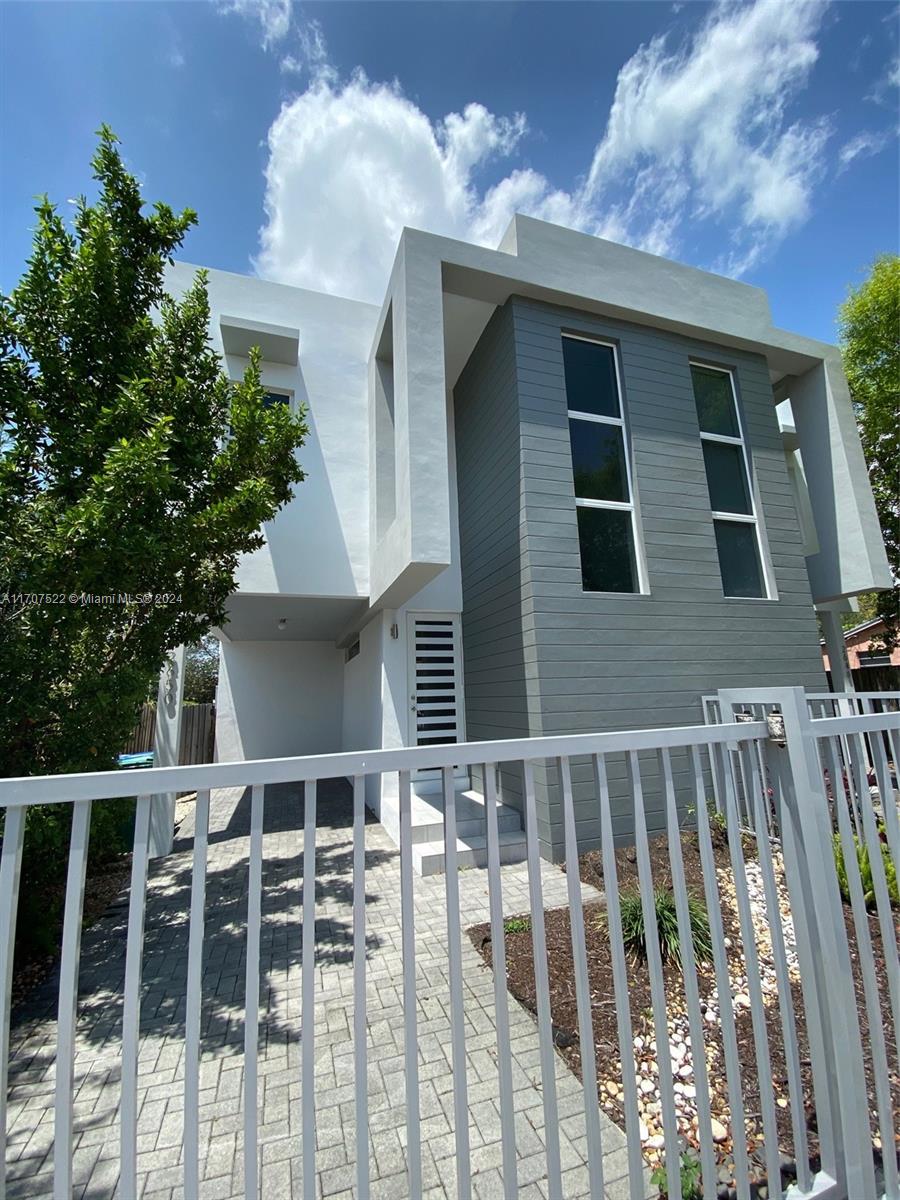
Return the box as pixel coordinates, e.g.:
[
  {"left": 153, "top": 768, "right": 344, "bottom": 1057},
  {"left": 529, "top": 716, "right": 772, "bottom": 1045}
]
[{"left": 838, "top": 254, "right": 900, "bottom": 649}]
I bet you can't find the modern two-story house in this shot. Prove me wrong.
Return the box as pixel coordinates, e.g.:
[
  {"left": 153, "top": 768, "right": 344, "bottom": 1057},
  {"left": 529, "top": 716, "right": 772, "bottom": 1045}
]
[{"left": 165, "top": 215, "right": 891, "bottom": 871}]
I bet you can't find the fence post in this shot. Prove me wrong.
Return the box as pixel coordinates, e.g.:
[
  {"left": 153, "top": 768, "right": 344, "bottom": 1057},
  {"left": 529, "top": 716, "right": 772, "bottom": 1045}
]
[{"left": 718, "top": 687, "right": 876, "bottom": 1199}]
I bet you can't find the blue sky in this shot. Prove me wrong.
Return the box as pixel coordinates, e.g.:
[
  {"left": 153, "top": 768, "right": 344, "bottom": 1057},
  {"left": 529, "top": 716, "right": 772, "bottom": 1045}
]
[{"left": 1, "top": 0, "right": 897, "bottom": 343}]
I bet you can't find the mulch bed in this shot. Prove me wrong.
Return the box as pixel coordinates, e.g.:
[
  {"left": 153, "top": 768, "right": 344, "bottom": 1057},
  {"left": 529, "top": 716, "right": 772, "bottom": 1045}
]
[{"left": 469, "top": 826, "right": 899, "bottom": 1195}]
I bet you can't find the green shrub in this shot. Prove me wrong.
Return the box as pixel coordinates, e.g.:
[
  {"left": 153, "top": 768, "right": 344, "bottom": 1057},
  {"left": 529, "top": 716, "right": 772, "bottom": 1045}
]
[
  {"left": 2, "top": 797, "right": 135, "bottom": 960},
  {"left": 618, "top": 887, "right": 713, "bottom": 969},
  {"left": 707, "top": 804, "right": 728, "bottom": 847},
  {"left": 698, "top": 797, "right": 757, "bottom": 858},
  {"left": 833, "top": 830, "right": 898, "bottom": 910},
  {"left": 686, "top": 798, "right": 729, "bottom": 850},
  {"left": 650, "top": 1151, "right": 702, "bottom": 1199},
  {"left": 503, "top": 916, "right": 531, "bottom": 935}
]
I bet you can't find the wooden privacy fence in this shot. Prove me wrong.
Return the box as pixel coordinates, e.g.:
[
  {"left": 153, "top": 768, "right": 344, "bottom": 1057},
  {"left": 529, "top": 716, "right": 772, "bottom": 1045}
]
[
  {"left": 121, "top": 702, "right": 215, "bottom": 764},
  {"left": 824, "top": 666, "right": 900, "bottom": 694},
  {"left": 121, "top": 704, "right": 155, "bottom": 756},
  {"left": 180, "top": 704, "right": 215, "bottom": 765}
]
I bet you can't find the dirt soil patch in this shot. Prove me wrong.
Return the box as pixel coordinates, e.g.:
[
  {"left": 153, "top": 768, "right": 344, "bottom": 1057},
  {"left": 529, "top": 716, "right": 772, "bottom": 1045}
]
[{"left": 469, "top": 827, "right": 899, "bottom": 1192}]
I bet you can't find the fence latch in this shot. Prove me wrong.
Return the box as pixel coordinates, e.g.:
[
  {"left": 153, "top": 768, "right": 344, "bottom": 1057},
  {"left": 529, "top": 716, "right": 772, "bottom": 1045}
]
[{"left": 765, "top": 710, "right": 786, "bottom": 747}]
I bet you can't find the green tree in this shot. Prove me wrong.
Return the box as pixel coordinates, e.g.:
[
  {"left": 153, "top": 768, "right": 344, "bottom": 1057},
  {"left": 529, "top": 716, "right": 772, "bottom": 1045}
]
[
  {"left": 838, "top": 254, "right": 900, "bottom": 647},
  {"left": 184, "top": 635, "right": 220, "bottom": 705},
  {"left": 0, "top": 128, "right": 308, "bottom": 778},
  {"left": 840, "top": 590, "right": 881, "bottom": 632}
]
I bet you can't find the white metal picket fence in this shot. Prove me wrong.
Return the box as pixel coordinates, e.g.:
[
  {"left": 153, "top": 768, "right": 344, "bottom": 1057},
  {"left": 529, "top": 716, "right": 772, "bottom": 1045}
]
[
  {"left": 703, "top": 690, "right": 900, "bottom": 726},
  {"left": 704, "top": 690, "right": 900, "bottom": 834},
  {"left": 0, "top": 688, "right": 897, "bottom": 1200}
]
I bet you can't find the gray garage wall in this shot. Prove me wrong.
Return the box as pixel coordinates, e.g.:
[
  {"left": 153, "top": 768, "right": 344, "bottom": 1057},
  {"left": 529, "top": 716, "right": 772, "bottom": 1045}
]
[{"left": 454, "top": 297, "right": 827, "bottom": 859}]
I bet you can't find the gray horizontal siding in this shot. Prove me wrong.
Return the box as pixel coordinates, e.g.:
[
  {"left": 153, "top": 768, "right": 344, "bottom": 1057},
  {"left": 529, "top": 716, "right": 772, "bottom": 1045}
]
[
  {"left": 508, "top": 296, "right": 824, "bottom": 857},
  {"left": 454, "top": 302, "right": 541, "bottom": 818},
  {"left": 454, "top": 295, "right": 826, "bottom": 860}
]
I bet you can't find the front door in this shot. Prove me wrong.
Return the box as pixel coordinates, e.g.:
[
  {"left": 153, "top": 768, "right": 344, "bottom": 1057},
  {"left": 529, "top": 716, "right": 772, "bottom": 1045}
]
[{"left": 407, "top": 613, "right": 466, "bottom": 792}]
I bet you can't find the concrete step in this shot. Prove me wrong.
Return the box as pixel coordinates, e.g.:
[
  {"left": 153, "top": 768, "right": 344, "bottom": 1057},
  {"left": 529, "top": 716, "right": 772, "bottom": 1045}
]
[
  {"left": 412, "top": 828, "right": 528, "bottom": 876},
  {"left": 408, "top": 788, "right": 522, "bottom": 845}
]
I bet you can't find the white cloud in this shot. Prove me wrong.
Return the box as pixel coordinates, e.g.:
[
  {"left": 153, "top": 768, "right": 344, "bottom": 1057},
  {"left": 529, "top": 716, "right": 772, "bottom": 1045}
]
[
  {"left": 256, "top": 72, "right": 533, "bottom": 300},
  {"left": 256, "top": 1, "right": 835, "bottom": 302},
  {"left": 866, "top": 51, "right": 900, "bottom": 106},
  {"left": 585, "top": 0, "right": 830, "bottom": 260},
  {"left": 162, "top": 11, "right": 186, "bottom": 69},
  {"left": 850, "top": 32, "right": 873, "bottom": 72},
  {"left": 466, "top": 170, "right": 586, "bottom": 249},
  {"left": 837, "top": 129, "right": 892, "bottom": 172},
  {"left": 216, "top": 0, "right": 290, "bottom": 49},
  {"left": 280, "top": 17, "right": 334, "bottom": 81}
]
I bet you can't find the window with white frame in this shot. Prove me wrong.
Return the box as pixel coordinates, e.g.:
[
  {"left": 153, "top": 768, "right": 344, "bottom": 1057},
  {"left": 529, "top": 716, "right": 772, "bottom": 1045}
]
[
  {"left": 562, "top": 335, "right": 642, "bottom": 594},
  {"left": 690, "top": 362, "right": 767, "bottom": 599}
]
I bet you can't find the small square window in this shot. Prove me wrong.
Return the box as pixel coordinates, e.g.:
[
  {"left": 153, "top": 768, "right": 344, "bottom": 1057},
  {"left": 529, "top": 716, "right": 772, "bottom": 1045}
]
[
  {"left": 714, "top": 520, "right": 765, "bottom": 598},
  {"left": 577, "top": 506, "right": 638, "bottom": 593},
  {"left": 702, "top": 441, "right": 752, "bottom": 514},
  {"left": 569, "top": 420, "right": 629, "bottom": 503},
  {"left": 562, "top": 338, "right": 620, "bottom": 419},
  {"left": 691, "top": 365, "right": 739, "bottom": 437}
]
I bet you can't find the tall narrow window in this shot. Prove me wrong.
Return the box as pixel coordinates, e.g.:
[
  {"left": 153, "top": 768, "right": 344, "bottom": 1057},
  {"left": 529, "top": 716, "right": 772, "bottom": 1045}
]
[
  {"left": 690, "top": 363, "right": 767, "bottom": 598},
  {"left": 563, "top": 336, "right": 642, "bottom": 594}
]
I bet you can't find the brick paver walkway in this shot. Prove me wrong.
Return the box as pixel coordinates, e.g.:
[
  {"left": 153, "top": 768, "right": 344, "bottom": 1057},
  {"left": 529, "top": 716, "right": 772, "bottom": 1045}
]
[{"left": 6, "top": 781, "right": 647, "bottom": 1199}]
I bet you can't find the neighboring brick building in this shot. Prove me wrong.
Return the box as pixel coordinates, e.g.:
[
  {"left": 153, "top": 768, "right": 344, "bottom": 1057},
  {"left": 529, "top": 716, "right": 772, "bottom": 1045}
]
[{"left": 821, "top": 616, "right": 900, "bottom": 673}]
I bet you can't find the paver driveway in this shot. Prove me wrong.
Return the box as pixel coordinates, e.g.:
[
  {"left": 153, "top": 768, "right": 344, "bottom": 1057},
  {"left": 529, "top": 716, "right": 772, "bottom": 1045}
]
[{"left": 6, "top": 780, "right": 647, "bottom": 1199}]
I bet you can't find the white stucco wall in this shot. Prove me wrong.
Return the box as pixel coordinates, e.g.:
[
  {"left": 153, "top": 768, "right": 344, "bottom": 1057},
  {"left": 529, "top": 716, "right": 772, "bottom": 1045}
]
[
  {"left": 789, "top": 353, "right": 891, "bottom": 602},
  {"left": 368, "top": 245, "right": 453, "bottom": 608},
  {"left": 166, "top": 262, "right": 379, "bottom": 601},
  {"left": 215, "top": 640, "right": 344, "bottom": 762},
  {"left": 498, "top": 215, "right": 776, "bottom": 343},
  {"left": 341, "top": 616, "right": 384, "bottom": 755},
  {"left": 400, "top": 390, "right": 463, "bottom": 613},
  {"left": 341, "top": 610, "right": 407, "bottom": 753},
  {"left": 341, "top": 615, "right": 390, "bottom": 815}
]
